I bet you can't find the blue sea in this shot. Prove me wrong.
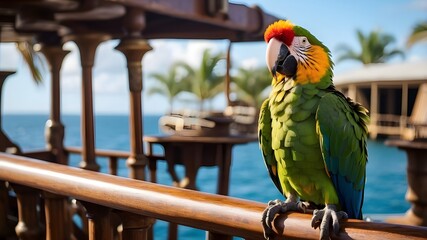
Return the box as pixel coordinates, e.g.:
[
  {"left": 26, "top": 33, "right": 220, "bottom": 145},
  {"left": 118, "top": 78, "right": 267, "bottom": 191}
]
[{"left": 3, "top": 114, "right": 410, "bottom": 239}]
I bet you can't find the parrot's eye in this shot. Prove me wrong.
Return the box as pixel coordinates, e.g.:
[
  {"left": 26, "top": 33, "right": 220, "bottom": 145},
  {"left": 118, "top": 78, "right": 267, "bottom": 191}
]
[
  {"left": 300, "top": 37, "right": 309, "bottom": 46},
  {"left": 293, "top": 36, "right": 310, "bottom": 49}
]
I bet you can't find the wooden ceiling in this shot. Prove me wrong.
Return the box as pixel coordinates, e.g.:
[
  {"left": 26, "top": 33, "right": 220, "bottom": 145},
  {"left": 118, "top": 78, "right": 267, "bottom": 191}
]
[{"left": 0, "top": 0, "right": 279, "bottom": 43}]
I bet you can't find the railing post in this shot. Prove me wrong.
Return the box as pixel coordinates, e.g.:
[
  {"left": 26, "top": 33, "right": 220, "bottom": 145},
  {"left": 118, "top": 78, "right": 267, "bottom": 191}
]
[
  {"left": 207, "top": 232, "right": 232, "bottom": 240},
  {"left": 117, "top": 211, "right": 154, "bottom": 240},
  {"left": 11, "top": 184, "right": 42, "bottom": 240},
  {"left": 115, "top": 39, "right": 152, "bottom": 180},
  {"left": 108, "top": 156, "right": 118, "bottom": 175},
  {"left": 66, "top": 33, "right": 110, "bottom": 172},
  {"left": 82, "top": 201, "right": 113, "bottom": 240},
  {"left": 115, "top": 8, "right": 152, "bottom": 181},
  {"left": 0, "top": 181, "right": 12, "bottom": 238},
  {"left": 43, "top": 191, "right": 71, "bottom": 240},
  {"left": 38, "top": 39, "right": 70, "bottom": 165}
]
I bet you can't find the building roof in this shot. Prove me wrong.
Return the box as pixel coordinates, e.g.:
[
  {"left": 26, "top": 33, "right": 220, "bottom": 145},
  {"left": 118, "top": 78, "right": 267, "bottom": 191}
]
[{"left": 334, "top": 60, "right": 427, "bottom": 86}]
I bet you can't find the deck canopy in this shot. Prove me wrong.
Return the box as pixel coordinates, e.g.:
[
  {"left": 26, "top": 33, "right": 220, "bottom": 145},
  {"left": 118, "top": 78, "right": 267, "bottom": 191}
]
[{"left": 0, "top": 0, "right": 278, "bottom": 42}]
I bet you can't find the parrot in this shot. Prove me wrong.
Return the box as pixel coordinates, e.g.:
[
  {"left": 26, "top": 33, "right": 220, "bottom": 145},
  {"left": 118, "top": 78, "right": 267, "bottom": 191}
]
[{"left": 258, "top": 20, "right": 369, "bottom": 240}]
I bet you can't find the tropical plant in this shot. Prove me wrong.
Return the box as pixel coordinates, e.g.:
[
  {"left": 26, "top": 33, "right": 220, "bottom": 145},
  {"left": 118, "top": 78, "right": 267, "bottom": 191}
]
[
  {"left": 232, "top": 66, "right": 271, "bottom": 110},
  {"left": 148, "top": 64, "right": 191, "bottom": 113},
  {"left": 336, "top": 29, "right": 405, "bottom": 65},
  {"left": 177, "top": 49, "right": 225, "bottom": 111},
  {"left": 407, "top": 21, "right": 427, "bottom": 48},
  {"left": 16, "top": 41, "right": 44, "bottom": 83}
]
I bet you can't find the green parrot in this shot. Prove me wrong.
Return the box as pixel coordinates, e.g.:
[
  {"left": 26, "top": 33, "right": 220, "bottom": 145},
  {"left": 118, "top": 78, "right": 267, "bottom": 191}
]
[{"left": 259, "top": 20, "right": 369, "bottom": 239}]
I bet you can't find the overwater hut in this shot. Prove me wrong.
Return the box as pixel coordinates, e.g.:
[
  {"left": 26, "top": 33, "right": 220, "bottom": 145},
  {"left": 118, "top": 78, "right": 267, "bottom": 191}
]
[{"left": 334, "top": 61, "right": 427, "bottom": 140}]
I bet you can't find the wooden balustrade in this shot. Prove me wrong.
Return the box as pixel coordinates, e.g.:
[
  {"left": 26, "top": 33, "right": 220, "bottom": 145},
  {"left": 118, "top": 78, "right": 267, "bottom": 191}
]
[
  {"left": 66, "top": 146, "right": 130, "bottom": 175},
  {"left": 65, "top": 146, "right": 164, "bottom": 177},
  {"left": 1, "top": 153, "right": 427, "bottom": 239}
]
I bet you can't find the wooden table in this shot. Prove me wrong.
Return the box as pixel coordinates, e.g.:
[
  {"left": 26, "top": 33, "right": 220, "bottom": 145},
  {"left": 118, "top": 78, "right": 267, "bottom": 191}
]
[
  {"left": 144, "top": 134, "right": 257, "bottom": 239},
  {"left": 144, "top": 134, "right": 257, "bottom": 196}
]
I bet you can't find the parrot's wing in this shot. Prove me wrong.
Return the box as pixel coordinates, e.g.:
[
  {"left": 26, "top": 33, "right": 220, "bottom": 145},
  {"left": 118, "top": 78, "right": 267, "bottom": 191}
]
[
  {"left": 259, "top": 99, "right": 283, "bottom": 194},
  {"left": 316, "top": 92, "right": 369, "bottom": 219}
]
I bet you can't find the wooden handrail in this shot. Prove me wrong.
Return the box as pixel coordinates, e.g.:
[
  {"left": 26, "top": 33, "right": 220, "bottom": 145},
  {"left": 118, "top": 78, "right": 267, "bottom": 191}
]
[
  {"left": 65, "top": 146, "right": 130, "bottom": 158},
  {"left": 0, "top": 153, "right": 426, "bottom": 239},
  {"left": 65, "top": 146, "right": 165, "bottom": 162}
]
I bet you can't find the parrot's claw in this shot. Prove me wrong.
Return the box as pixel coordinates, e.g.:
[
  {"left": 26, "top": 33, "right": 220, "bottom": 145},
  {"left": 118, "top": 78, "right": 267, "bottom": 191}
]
[
  {"left": 311, "top": 204, "right": 348, "bottom": 240},
  {"left": 261, "top": 199, "right": 306, "bottom": 239}
]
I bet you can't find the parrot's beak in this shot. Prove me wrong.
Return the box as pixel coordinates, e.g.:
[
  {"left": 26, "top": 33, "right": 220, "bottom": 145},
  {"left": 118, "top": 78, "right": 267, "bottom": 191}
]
[{"left": 266, "top": 38, "right": 297, "bottom": 79}]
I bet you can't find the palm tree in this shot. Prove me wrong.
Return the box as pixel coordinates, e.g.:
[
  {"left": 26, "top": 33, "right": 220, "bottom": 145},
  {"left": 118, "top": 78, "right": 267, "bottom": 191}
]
[
  {"left": 336, "top": 29, "right": 404, "bottom": 64},
  {"left": 232, "top": 66, "right": 271, "bottom": 110},
  {"left": 177, "top": 49, "right": 225, "bottom": 111},
  {"left": 407, "top": 21, "right": 427, "bottom": 48},
  {"left": 148, "top": 64, "right": 191, "bottom": 113}
]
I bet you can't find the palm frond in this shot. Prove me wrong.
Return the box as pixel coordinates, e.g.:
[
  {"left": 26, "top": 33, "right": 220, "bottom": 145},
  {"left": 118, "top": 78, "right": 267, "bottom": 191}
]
[
  {"left": 17, "top": 41, "right": 44, "bottom": 83},
  {"left": 336, "top": 29, "right": 404, "bottom": 65},
  {"left": 407, "top": 21, "right": 427, "bottom": 48}
]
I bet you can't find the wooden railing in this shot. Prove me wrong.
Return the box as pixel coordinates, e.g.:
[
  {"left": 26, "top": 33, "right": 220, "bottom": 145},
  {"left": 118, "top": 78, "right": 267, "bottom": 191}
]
[
  {"left": 369, "top": 113, "right": 412, "bottom": 139},
  {"left": 65, "top": 146, "right": 164, "bottom": 183},
  {"left": 1, "top": 153, "right": 427, "bottom": 240},
  {"left": 65, "top": 146, "right": 131, "bottom": 176}
]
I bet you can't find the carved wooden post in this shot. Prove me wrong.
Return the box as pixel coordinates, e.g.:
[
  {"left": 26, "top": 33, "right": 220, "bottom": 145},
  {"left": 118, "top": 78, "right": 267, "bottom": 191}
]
[
  {"left": 115, "top": 39, "right": 152, "bottom": 180},
  {"left": 43, "top": 191, "right": 71, "bottom": 240},
  {"left": 12, "top": 184, "right": 42, "bottom": 240},
  {"left": 115, "top": 9, "right": 152, "bottom": 180},
  {"left": 117, "top": 211, "right": 154, "bottom": 240},
  {"left": 67, "top": 34, "right": 110, "bottom": 171},
  {"left": 39, "top": 43, "right": 70, "bottom": 165},
  {"left": 82, "top": 202, "right": 113, "bottom": 240}
]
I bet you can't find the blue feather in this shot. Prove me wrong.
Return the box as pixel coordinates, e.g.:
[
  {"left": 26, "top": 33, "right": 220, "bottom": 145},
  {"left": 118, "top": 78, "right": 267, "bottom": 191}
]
[{"left": 330, "top": 173, "right": 363, "bottom": 219}]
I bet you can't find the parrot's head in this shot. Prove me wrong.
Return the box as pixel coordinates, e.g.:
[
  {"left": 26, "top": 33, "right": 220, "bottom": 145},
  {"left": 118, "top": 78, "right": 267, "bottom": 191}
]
[{"left": 264, "top": 20, "right": 333, "bottom": 87}]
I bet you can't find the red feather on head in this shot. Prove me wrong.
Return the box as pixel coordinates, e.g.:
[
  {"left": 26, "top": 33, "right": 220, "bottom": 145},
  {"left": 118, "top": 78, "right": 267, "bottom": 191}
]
[{"left": 264, "top": 20, "right": 295, "bottom": 46}]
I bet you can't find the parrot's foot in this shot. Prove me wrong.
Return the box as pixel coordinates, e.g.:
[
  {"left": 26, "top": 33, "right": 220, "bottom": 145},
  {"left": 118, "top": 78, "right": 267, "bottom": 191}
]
[
  {"left": 261, "top": 199, "right": 306, "bottom": 239},
  {"left": 311, "top": 204, "right": 348, "bottom": 240}
]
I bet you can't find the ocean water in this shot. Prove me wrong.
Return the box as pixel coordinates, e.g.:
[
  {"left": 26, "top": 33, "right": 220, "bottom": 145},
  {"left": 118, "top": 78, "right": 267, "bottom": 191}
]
[{"left": 2, "top": 114, "right": 410, "bottom": 239}]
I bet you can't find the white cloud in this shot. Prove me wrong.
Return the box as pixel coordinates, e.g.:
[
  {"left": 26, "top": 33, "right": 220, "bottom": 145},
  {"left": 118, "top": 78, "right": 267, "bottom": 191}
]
[
  {"left": 93, "top": 72, "right": 127, "bottom": 94},
  {"left": 61, "top": 40, "right": 127, "bottom": 95},
  {"left": 239, "top": 57, "right": 261, "bottom": 69},
  {"left": 143, "top": 40, "right": 185, "bottom": 73},
  {"left": 409, "top": 0, "right": 427, "bottom": 10},
  {"left": 0, "top": 43, "right": 20, "bottom": 70},
  {"left": 62, "top": 42, "right": 81, "bottom": 75},
  {"left": 144, "top": 39, "right": 226, "bottom": 74}
]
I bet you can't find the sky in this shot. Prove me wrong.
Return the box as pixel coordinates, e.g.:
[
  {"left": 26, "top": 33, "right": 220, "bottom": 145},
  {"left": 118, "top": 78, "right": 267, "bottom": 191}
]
[{"left": 1, "top": 0, "right": 426, "bottom": 115}]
